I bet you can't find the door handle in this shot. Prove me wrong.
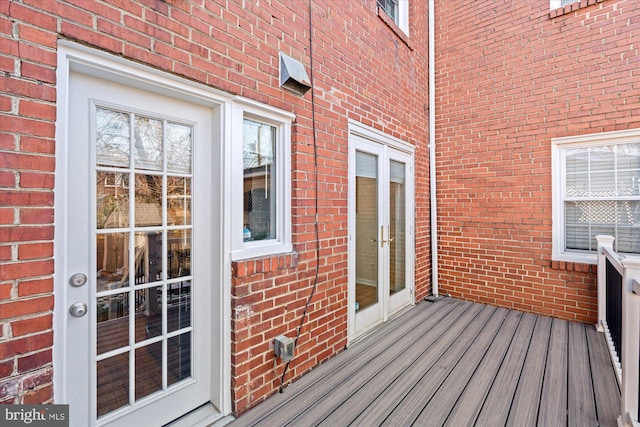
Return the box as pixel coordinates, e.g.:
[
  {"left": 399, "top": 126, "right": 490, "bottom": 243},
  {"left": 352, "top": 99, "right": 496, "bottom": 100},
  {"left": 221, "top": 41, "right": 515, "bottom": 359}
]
[{"left": 69, "top": 301, "right": 88, "bottom": 318}]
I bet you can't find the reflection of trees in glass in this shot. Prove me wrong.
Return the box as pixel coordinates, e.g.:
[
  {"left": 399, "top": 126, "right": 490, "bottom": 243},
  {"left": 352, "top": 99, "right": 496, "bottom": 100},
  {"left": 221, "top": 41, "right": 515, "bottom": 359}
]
[
  {"left": 167, "top": 123, "right": 192, "bottom": 174},
  {"left": 243, "top": 119, "right": 275, "bottom": 169},
  {"left": 134, "top": 116, "right": 163, "bottom": 171},
  {"left": 97, "top": 172, "right": 129, "bottom": 229},
  {"left": 96, "top": 108, "right": 131, "bottom": 167}
]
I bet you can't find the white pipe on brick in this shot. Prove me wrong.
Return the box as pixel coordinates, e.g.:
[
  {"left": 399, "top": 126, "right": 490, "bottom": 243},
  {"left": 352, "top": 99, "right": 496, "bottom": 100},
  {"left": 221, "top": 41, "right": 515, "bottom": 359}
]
[{"left": 428, "top": 0, "right": 438, "bottom": 297}]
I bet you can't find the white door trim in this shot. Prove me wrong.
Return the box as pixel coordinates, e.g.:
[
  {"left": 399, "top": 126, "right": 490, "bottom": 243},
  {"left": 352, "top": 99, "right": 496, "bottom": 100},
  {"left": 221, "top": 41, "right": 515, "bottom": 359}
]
[{"left": 54, "top": 41, "right": 232, "bottom": 419}]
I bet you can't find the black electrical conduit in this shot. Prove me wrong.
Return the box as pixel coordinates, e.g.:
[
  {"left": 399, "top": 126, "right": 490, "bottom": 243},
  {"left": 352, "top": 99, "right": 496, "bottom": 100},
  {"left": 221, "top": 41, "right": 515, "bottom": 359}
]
[{"left": 279, "top": 0, "right": 320, "bottom": 392}]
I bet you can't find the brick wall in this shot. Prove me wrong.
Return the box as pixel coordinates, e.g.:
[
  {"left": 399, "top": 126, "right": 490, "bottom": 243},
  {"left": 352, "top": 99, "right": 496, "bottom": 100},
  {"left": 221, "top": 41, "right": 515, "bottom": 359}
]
[
  {"left": 0, "top": 0, "right": 431, "bottom": 414},
  {"left": 434, "top": 0, "right": 640, "bottom": 322}
]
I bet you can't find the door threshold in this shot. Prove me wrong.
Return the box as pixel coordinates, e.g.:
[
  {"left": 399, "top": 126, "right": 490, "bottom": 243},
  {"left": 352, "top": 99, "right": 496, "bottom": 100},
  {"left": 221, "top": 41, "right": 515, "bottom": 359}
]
[
  {"left": 165, "top": 403, "right": 230, "bottom": 427},
  {"left": 349, "top": 303, "right": 415, "bottom": 347}
]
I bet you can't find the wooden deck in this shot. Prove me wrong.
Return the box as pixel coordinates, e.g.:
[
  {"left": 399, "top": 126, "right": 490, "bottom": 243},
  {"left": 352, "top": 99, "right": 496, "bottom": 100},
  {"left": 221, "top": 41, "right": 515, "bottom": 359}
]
[{"left": 229, "top": 298, "right": 620, "bottom": 427}]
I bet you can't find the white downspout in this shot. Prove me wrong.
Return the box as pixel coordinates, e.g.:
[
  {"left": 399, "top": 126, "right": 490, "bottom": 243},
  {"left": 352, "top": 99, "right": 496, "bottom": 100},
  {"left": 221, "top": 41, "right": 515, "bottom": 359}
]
[{"left": 428, "top": 0, "right": 438, "bottom": 297}]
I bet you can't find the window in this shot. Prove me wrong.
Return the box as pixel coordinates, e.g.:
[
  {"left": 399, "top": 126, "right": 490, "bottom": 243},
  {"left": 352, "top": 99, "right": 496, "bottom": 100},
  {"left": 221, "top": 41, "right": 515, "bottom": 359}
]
[
  {"left": 550, "top": 0, "right": 579, "bottom": 9},
  {"left": 377, "top": 0, "right": 398, "bottom": 21},
  {"left": 243, "top": 119, "right": 276, "bottom": 242},
  {"left": 553, "top": 129, "right": 640, "bottom": 263},
  {"left": 231, "top": 100, "right": 293, "bottom": 260},
  {"left": 377, "top": 0, "right": 409, "bottom": 35}
]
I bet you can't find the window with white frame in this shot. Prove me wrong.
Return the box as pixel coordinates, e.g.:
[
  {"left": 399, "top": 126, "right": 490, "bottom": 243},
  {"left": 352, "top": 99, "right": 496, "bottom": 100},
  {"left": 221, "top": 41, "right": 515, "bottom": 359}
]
[
  {"left": 231, "top": 100, "right": 293, "bottom": 261},
  {"left": 553, "top": 129, "right": 640, "bottom": 263},
  {"left": 550, "top": 0, "right": 579, "bottom": 9},
  {"left": 377, "top": 0, "right": 409, "bottom": 35}
]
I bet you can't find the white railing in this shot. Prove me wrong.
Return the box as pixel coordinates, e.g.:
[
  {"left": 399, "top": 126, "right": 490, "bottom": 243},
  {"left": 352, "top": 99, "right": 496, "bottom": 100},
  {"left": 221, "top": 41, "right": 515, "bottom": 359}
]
[{"left": 597, "top": 235, "right": 640, "bottom": 427}]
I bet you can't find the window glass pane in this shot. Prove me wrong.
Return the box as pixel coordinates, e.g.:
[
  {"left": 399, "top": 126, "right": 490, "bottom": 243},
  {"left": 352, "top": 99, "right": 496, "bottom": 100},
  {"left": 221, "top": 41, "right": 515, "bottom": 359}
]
[
  {"left": 96, "top": 107, "right": 130, "bottom": 168},
  {"left": 134, "top": 116, "right": 163, "bottom": 171},
  {"left": 168, "top": 230, "right": 190, "bottom": 279},
  {"left": 563, "top": 142, "right": 640, "bottom": 254},
  {"left": 97, "top": 232, "right": 129, "bottom": 292},
  {"left": 243, "top": 119, "right": 276, "bottom": 241}
]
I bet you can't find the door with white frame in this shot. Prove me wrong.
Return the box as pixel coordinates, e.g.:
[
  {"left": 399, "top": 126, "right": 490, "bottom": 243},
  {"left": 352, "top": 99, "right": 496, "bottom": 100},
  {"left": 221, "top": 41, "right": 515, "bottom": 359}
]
[
  {"left": 62, "top": 71, "right": 217, "bottom": 426},
  {"left": 349, "top": 131, "right": 415, "bottom": 340}
]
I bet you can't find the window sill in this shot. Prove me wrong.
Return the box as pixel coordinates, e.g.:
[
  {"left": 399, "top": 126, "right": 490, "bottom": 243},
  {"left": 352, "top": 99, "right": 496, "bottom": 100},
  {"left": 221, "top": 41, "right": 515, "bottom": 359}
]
[
  {"left": 230, "top": 242, "right": 293, "bottom": 262},
  {"left": 551, "top": 252, "right": 597, "bottom": 266},
  {"left": 550, "top": 0, "right": 605, "bottom": 19},
  {"left": 377, "top": 6, "right": 412, "bottom": 51}
]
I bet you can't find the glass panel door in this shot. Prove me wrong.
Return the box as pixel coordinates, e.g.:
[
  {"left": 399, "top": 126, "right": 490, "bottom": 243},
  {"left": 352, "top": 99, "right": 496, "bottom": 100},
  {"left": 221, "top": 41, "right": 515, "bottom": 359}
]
[
  {"left": 350, "top": 135, "right": 413, "bottom": 338},
  {"left": 65, "top": 72, "right": 213, "bottom": 427}
]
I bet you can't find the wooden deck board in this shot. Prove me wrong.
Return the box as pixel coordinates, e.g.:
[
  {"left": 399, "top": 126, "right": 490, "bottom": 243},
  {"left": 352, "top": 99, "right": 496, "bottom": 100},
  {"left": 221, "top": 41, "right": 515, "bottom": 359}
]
[
  {"left": 537, "top": 318, "right": 568, "bottom": 426},
  {"left": 229, "top": 298, "right": 620, "bottom": 427}
]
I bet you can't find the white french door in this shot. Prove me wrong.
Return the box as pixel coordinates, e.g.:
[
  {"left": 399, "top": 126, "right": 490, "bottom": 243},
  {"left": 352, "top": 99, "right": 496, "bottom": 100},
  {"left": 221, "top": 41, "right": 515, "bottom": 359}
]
[
  {"left": 63, "top": 72, "right": 215, "bottom": 426},
  {"left": 349, "top": 133, "right": 414, "bottom": 339}
]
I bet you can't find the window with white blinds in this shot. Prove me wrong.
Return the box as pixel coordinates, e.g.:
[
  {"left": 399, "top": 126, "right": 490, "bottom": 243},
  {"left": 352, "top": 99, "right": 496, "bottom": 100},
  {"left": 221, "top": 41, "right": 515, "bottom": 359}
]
[{"left": 553, "top": 130, "right": 640, "bottom": 262}]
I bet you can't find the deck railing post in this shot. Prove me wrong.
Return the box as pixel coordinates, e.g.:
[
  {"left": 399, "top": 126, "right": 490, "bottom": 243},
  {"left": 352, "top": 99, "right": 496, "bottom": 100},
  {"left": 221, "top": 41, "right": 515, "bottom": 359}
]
[
  {"left": 620, "top": 257, "right": 640, "bottom": 427},
  {"left": 597, "top": 235, "right": 616, "bottom": 332}
]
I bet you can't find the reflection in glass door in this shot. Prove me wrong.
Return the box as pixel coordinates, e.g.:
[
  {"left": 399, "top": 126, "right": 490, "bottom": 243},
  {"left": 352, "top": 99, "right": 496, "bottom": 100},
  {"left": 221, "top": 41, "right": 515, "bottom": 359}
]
[
  {"left": 350, "top": 134, "right": 414, "bottom": 339},
  {"left": 94, "top": 107, "right": 195, "bottom": 418}
]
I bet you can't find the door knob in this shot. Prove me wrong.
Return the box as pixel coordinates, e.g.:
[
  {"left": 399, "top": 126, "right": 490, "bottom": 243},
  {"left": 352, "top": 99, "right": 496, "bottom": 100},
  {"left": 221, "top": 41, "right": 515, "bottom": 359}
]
[{"left": 69, "top": 301, "right": 88, "bottom": 318}]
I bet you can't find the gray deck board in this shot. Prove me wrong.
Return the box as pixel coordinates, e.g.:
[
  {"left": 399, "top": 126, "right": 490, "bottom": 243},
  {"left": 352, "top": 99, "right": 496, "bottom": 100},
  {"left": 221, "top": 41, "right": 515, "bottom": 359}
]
[
  {"left": 409, "top": 308, "right": 515, "bottom": 426},
  {"left": 505, "top": 315, "right": 552, "bottom": 426},
  {"left": 537, "top": 318, "right": 568, "bottom": 427},
  {"left": 473, "top": 312, "right": 537, "bottom": 426},
  {"left": 567, "top": 320, "right": 598, "bottom": 426},
  {"left": 586, "top": 325, "right": 620, "bottom": 427},
  {"left": 365, "top": 304, "right": 497, "bottom": 426},
  {"left": 307, "top": 300, "right": 472, "bottom": 426},
  {"left": 229, "top": 298, "right": 620, "bottom": 427},
  {"left": 442, "top": 310, "right": 522, "bottom": 426}
]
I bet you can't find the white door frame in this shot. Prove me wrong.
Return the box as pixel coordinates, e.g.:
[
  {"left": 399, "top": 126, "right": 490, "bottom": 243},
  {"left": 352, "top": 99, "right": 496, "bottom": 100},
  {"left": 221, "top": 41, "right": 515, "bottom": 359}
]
[
  {"left": 54, "top": 41, "right": 232, "bottom": 422},
  {"left": 347, "top": 121, "right": 415, "bottom": 344}
]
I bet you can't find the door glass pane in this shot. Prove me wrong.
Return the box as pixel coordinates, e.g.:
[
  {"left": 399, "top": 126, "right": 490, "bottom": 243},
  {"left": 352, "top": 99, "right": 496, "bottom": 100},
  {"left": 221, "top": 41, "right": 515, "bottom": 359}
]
[
  {"left": 97, "top": 292, "right": 129, "bottom": 354},
  {"left": 96, "top": 232, "right": 129, "bottom": 292},
  {"left": 97, "top": 353, "right": 129, "bottom": 417},
  {"left": 166, "top": 123, "right": 192, "bottom": 174},
  {"left": 94, "top": 107, "right": 194, "bottom": 419},
  {"left": 389, "top": 160, "right": 406, "bottom": 295},
  {"left": 133, "top": 232, "right": 163, "bottom": 285},
  {"left": 134, "top": 116, "right": 163, "bottom": 171},
  {"left": 135, "top": 174, "right": 162, "bottom": 227},
  {"left": 355, "top": 151, "right": 378, "bottom": 312},
  {"left": 135, "top": 341, "right": 163, "bottom": 400},
  {"left": 135, "top": 286, "right": 163, "bottom": 343},
  {"left": 168, "top": 230, "right": 191, "bottom": 279},
  {"left": 167, "top": 177, "right": 191, "bottom": 225},
  {"left": 96, "top": 107, "right": 130, "bottom": 168},
  {"left": 97, "top": 172, "right": 129, "bottom": 229},
  {"left": 168, "top": 332, "right": 191, "bottom": 386}
]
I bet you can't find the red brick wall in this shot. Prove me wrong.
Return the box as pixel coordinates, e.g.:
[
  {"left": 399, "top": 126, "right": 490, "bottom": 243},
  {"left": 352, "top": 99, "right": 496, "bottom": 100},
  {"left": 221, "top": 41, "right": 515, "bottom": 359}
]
[
  {"left": 0, "top": 0, "right": 431, "bottom": 414},
  {"left": 434, "top": 0, "right": 640, "bottom": 322}
]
